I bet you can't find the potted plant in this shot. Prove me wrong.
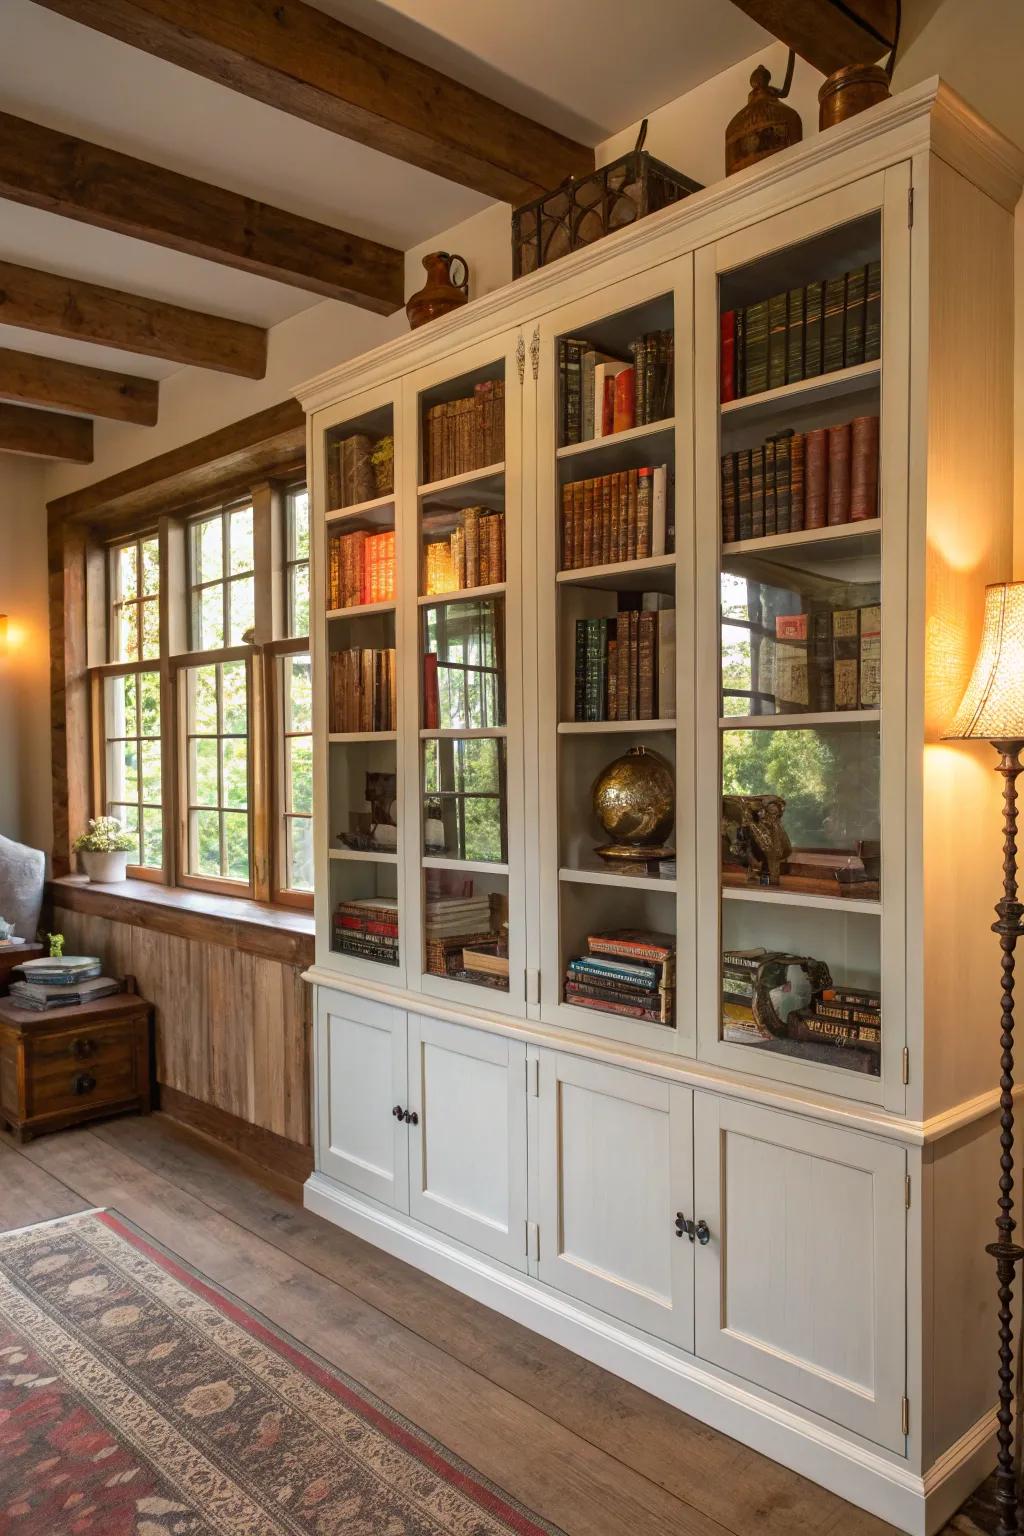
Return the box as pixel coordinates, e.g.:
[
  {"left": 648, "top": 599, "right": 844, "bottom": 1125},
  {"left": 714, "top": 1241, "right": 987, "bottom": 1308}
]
[{"left": 73, "top": 817, "right": 135, "bottom": 883}]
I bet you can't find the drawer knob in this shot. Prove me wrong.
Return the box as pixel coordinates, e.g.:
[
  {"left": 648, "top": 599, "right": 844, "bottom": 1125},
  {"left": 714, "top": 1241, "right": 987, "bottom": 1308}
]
[
  {"left": 73, "top": 1072, "right": 97, "bottom": 1095},
  {"left": 393, "top": 1104, "right": 404, "bottom": 1119},
  {"left": 403, "top": 1109, "right": 419, "bottom": 1126},
  {"left": 72, "top": 1038, "right": 97, "bottom": 1059}
]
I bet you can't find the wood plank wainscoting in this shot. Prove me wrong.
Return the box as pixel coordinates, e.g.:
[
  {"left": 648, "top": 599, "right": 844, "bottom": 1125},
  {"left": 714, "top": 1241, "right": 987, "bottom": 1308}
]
[{"left": 50, "top": 879, "right": 314, "bottom": 1183}]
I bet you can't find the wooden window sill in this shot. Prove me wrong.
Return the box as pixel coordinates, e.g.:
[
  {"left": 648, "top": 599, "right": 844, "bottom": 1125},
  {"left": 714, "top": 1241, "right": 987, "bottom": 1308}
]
[{"left": 48, "top": 876, "right": 314, "bottom": 968}]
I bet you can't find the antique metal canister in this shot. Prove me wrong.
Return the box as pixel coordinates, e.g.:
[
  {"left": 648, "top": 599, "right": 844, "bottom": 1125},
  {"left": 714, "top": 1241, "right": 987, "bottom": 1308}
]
[{"left": 725, "top": 60, "right": 802, "bottom": 176}]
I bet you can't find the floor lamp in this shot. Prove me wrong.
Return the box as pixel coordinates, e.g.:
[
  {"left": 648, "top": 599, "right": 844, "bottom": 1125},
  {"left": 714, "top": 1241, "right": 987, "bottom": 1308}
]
[{"left": 944, "top": 579, "right": 1024, "bottom": 1536}]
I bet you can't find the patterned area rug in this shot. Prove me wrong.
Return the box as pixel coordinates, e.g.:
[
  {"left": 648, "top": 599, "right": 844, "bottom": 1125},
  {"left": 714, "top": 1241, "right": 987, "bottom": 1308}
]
[{"left": 0, "top": 1210, "right": 565, "bottom": 1535}]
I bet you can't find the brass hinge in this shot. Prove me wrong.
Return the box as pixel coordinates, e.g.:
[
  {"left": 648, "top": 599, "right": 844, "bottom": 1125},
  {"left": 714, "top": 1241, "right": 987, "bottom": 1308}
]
[
  {"left": 515, "top": 333, "right": 526, "bottom": 385},
  {"left": 901, "top": 1047, "right": 910, "bottom": 1085},
  {"left": 907, "top": 187, "right": 914, "bottom": 228},
  {"left": 901, "top": 1396, "right": 910, "bottom": 1436},
  {"left": 905, "top": 1174, "right": 911, "bottom": 1210},
  {"left": 530, "top": 325, "right": 541, "bottom": 381}
]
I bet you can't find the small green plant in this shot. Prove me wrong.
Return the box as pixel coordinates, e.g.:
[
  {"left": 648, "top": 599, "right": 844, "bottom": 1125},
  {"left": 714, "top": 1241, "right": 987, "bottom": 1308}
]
[
  {"left": 48, "top": 933, "right": 65, "bottom": 959},
  {"left": 73, "top": 816, "right": 135, "bottom": 855}
]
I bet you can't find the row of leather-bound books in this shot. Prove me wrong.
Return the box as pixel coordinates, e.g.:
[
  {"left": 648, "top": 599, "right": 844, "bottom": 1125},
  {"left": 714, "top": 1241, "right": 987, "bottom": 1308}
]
[{"left": 721, "top": 414, "right": 878, "bottom": 544}]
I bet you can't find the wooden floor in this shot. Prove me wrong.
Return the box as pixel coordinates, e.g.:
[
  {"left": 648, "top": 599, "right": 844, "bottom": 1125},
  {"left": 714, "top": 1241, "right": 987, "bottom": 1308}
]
[{"left": 0, "top": 1112, "right": 980, "bottom": 1536}]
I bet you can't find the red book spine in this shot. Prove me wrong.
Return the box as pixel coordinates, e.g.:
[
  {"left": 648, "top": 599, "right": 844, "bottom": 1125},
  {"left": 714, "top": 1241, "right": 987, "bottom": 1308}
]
[
  {"left": 850, "top": 415, "right": 880, "bottom": 522},
  {"left": 602, "top": 377, "right": 616, "bottom": 436},
  {"left": 804, "top": 429, "right": 828, "bottom": 530},
  {"left": 720, "top": 310, "right": 737, "bottom": 403},
  {"left": 613, "top": 368, "right": 635, "bottom": 434},
  {"left": 827, "top": 422, "right": 852, "bottom": 526}
]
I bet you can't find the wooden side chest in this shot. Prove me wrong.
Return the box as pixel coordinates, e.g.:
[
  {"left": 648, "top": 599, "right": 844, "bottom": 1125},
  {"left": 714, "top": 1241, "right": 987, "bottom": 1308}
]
[{"left": 0, "top": 991, "right": 152, "bottom": 1143}]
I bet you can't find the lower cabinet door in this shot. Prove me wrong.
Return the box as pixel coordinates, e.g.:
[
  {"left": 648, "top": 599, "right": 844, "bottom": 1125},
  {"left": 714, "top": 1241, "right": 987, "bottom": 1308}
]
[
  {"left": 316, "top": 989, "right": 409, "bottom": 1210},
  {"left": 693, "top": 1094, "right": 907, "bottom": 1451},
  {"left": 537, "top": 1052, "right": 694, "bottom": 1349},
  {"left": 407, "top": 1015, "right": 527, "bottom": 1270}
]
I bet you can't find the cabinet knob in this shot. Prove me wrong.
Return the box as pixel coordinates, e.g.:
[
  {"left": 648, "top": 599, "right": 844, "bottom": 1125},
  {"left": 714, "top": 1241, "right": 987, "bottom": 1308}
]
[
  {"left": 695, "top": 1219, "right": 711, "bottom": 1246},
  {"left": 392, "top": 1104, "right": 404, "bottom": 1119},
  {"left": 71, "top": 1038, "right": 97, "bottom": 1059},
  {"left": 403, "top": 1109, "right": 419, "bottom": 1126},
  {"left": 73, "top": 1072, "right": 97, "bottom": 1095}
]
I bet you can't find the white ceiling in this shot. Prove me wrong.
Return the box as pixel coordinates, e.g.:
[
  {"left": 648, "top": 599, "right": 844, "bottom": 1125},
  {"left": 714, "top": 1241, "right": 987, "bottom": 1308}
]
[{"left": 0, "top": 0, "right": 769, "bottom": 398}]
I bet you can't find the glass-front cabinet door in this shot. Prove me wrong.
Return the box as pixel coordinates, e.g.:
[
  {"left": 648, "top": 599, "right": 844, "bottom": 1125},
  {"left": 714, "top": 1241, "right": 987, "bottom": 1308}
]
[
  {"left": 311, "top": 380, "right": 406, "bottom": 986},
  {"left": 401, "top": 331, "right": 528, "bottom": 1016},
  {"left": 534, "top": 257, "right": 696, "bottom": 1055},
  {"left": 694, "top": 167, "right": 910, "bottom": 1110}
]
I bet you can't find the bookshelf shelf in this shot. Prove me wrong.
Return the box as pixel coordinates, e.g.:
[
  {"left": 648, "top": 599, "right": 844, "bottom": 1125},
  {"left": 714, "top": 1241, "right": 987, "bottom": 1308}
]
[
  {"left": 328, "top": 731, "right": 397, "bottom": 744},
  {"left": 329, "top": 847, "right": 398, "bottom": 865},
  {"left": 418, "top": 582, "right": 507, "bottom": 606},
  {"left": 558, "top": 718, "right": 676, "bottom": 735},
  {"left": 722, "top": 518, "right": 881, "bottom": 558},
  {"left": 720, "top": 709, "right": 881, "bottom": 730},
  {"left": 556, "top": 417, "right": 675, "bottom": 462},
  {"left": 326, "top": 599, "right": 396, "bottom": 620},
  {"left": 418, "top": 462, "right": 505, "bottom": 500},
  {"left": 419, "top": 727, "right": 507, "bottom": 740},
  {"left": 559, "top": 864, "right": 677, "bottom": 894},
  {"left": 326, "top": 492, "right": 395, "bottom": 525},
  {"left": 721, "top": 886, "right": 882, "bottom": 916},
  {"left": 423, "top": 855, "right": 510, "bottom": 876},
  {"left": 721, "top": 360, "right": 880, "bottom": 423},
  {"left": 557, "top": 553, "right": 676, "bottom": 594}
]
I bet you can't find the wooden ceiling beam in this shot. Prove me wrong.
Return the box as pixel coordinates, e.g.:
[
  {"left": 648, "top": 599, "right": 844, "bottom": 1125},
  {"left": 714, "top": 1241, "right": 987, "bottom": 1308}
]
[
  {"left": 0, "top": 345, "right": 158, "bottom": 425},
  {"left": 0, "top": 400, "right": 93, "bottom": 462},
  {"left": 729, "top": 0, "right": 899, "bottom": 75},
  {"left": 0, "top": 259, "right": 267, "bottom": 379},
  {"left": 27, "top": 0, "right": 593, "bottom": 204},
  {"left": 0, "top": 110, "right": 404, "bottom": 313}
]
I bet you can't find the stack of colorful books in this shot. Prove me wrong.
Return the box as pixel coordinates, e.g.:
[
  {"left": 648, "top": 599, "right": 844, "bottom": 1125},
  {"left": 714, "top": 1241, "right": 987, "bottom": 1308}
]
[
  {"left": 564, "top": 931, "right": 675, "bottom": 1026},
  {"left": 332, "top": 899, "right": 399, "bottom": 966},
  {"left": 10, "top": 955, "right": 119, "bottom": 1011}
]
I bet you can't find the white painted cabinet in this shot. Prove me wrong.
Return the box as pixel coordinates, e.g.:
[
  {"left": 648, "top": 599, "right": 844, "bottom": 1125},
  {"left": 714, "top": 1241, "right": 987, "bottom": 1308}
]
[
  {"left": 316, "top": 990, "right": 409, "bottom": 1209},
  {"left": 407, "top": 1013, "right": 528, "bottom": 1269},
  {"left": 536, "top": 1051, "right": 695, "bottom": 1349},
  {"left": 693, "top": 1093, "right": 907, "bottom": 1451}
]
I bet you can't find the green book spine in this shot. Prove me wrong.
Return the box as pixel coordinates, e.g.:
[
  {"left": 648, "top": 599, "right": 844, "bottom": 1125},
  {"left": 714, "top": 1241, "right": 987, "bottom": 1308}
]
[
  {"left": 786, "top": 287, "right": 804, "bottom": 383},
  {"left": 768, "top": 292, "right": 788, "bottom": 390},
  {"left": 804, "top": 281, "right": 824, "bottom": 377},
  {"left": 864, "top": 260, "right": 882, "bottom": 361},
  {"left": 751, "top": 447, "right": 765, "bottom": 539},
  {"left": 574, "top": 620, "right": 587, "bottom": 721},
  {"left": 775, "top": 433, "right": 792, "bottom": 534},
  {"left": 585, "top": 618, "right": 605, "bottom": 721},
  {"left": 823, "top": 274, "right": 847, "bottom": 374},
  {"left": 737, "top": 449, "right": 753, "bottom": 540},
  {"left": 721, "top": 452, "right": 738, "bottom": 544},
  {"left": 763, "top": 439, "right": 777, "bottom": 537},
  {"left": 844, "top": 265, "right": 866, "bottom": 367},
  {"left": 743, "top": 300, "right": 770, "bottom": 396}
]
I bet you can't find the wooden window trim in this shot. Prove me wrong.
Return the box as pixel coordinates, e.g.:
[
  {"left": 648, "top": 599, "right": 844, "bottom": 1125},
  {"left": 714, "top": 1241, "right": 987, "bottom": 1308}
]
[{"left": 267, "top": 636, "right": 314, "bottom": 912}]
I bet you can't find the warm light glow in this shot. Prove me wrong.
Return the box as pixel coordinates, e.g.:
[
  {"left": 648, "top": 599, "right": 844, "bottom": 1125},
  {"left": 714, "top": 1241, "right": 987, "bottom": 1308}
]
[
  {"left": 944, "top": 581, "right": 1024, "bottom": 742},
  {"left": 0, "top": 615, "right": 6, "bottom": 655}
]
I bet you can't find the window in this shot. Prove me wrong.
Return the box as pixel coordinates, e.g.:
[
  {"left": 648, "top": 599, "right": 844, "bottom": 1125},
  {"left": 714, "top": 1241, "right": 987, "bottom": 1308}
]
[
  {"left": 190, "top": 503, "right": 256, "bottom": 650},
  {"left": 110, "top": 535, "right": 160, "bottom": 662},
  {"left": 103, "top": 669, "right": 162, "bottom": 869},
  {"left": 88, "top": 478, "right": 311, "bottom": 906}
]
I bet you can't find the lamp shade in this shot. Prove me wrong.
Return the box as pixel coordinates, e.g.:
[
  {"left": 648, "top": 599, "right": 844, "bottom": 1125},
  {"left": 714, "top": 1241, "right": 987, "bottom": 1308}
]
[{"left": 944, "top": 580, "right": 1024, "bottom": 741}]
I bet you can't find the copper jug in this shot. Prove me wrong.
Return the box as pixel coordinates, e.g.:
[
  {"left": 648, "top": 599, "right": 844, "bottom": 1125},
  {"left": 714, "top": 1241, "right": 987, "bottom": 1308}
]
[
  {"left": 406, "top": 251, "right": 470, "bottom": 330},
  {"left": 725, "top": 59, "right": 802, "bottom": 176}
]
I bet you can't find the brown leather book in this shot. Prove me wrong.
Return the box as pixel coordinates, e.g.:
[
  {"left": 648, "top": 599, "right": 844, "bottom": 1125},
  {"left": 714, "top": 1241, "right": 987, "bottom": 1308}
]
[
  {"left": 617, "top": 471, "right": 630, "bottom": 560},
  {"left": 804, "top": 429, "right": 828, "bottom": 529},
  {"left": 827, "top": 422, "right": 852, "bottom": 526},
  {"left": 850, "top": 415, "right": 880, "bottom": 522},
  {"left": 582, "top": 478, "right": 595, "bottom": 568},
  {"left": 789, "top": 433, "right": 805, "bottom": 532},
  {"left": 561, "top": 483, "right": 573, "bottom": 570},
  {"left": 626, "top": 470, "right": 638, "bottom": 561},
  {"left": 637, "top": 611, "right": 657, "bottom": 720},
  {"left": 600, "top": 475, "right": 613, "bottom": 564},
  {"left": 616, "top": 611, "right": 630, "bottom": 721},
  {"left": 572, "top": 480, "right": 585, "bottom": 568}
]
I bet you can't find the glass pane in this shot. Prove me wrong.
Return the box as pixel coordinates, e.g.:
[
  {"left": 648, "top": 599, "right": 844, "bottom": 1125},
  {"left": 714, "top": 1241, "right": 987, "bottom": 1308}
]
[
  {"left": 222, "top": 738, "right": 249, "bottom": 809},
  {"left": 287, "top": 816, "right": 313, "bottom": 892},
  {"left": 115, "top": 738, "right": 139, "bottom": 802},
  {"left": 193, "top": 515, "right": 222, "bottom": 584},
  {"left": 289, "top": 489, "right": 310, "bottom": 560},
  {"left": 141, "top": 807, "right": 163, "bottom": 869},
  {"left": 117, "top": 602, "right": 139, "bottom": 663},
  {"left": 284, "top": 654, "right": 312, "bottom": 734},
  {"left": 108, "top": 802, "right": 141, "bottom": 864},
  {"left": 141, "top": 597, "right": 160, "bottom": 660},
  {"left": 107, "top": 673, "right": 136, "bottom": 738},
  {"left": 422, "top": 737, "right": 506, "bottom": 862},
  {"left": 287, "top": 735, "right": 313, "bottom": 815},
  {"left": 229, "top": 505, "right": 254, "bottom": 574},
  {"left": 229, "top": 575, "right": 255, "bottom": 645},
  {"left": 422, "top": 597, "right": 505, "bottom": 731},
  {"left": 190, "top": 737, "right": 219, "bottom": 807},
  {"left": 117, "top": 543, "right": 138, "bottom": 600},
  {"left": 722, "top": 725, "right": 879, "bottom": 856},
  {"left": 289, "top": 564, "right": 310, "bottom": 639},
  {"left": 189, "top": 665, "right": 218, "bottom": 734},
  {"left": 138, "top": 671, "right": 161, "bottom": 737},
  {"left": 221, "top": 661, "right": 248, "bottom": 735},
  {"left": 196, "top": 584, "right": 224, "bottom": 650},
  {"left": 141, "top": 537, "right": 160, "bottom": 596},
  {"left": 140, "top": 738, "right": 162, "bottom": 804},
  {"left": 192, "top": 808, "right": 221, "bottom": 877},
  {"left": 224, "top": 812, "right": 250, "bottom": 882}
]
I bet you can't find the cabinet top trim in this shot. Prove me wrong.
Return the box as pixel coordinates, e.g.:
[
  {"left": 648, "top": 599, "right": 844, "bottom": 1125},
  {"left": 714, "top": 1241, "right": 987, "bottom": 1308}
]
[{"left": 294, "top": 78, "right": 1023, "bottom": 414}]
